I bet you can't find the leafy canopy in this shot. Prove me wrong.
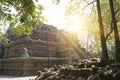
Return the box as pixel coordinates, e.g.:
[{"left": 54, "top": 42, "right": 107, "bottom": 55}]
[{"left": 0, "top": 0, "right": 46, "bottom": 41}]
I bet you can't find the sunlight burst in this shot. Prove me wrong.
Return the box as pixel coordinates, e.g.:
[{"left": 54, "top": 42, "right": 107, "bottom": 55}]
[{"left": 70, "top": 23, "right": 82, "bottom": 32}]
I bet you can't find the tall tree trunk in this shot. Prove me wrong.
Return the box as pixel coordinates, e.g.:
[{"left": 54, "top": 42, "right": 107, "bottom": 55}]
[
  {"left": 109, "top": 0, "right": 120, "bottom": 62},
  {"left": 96, "top": 0, "right": 109, "bottom": 63}
]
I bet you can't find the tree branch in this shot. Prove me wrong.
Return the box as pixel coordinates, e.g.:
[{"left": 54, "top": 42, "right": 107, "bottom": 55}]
[
  {"left": 5, "top": 0, "right": 20, "bottom": 15},
  {"left": 105, "top": 20, "right": 113, "bottom": 41},
  {"left": 115, "top": 6, "right": 120, "bottom": 15},
  {"left": 5, "top": 0, "right": 18, "bottom": 11},
  {"left": 84, "top": 0, "right": 96, "bottom": 9}
]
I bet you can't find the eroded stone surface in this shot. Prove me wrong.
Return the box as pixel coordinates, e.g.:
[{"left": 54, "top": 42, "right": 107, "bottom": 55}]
[
  {"left": 0, "top": 24, "right": 85, "bottom": 76},
  {"left": 5, "top": 24, "right": 82, "bottom": 59}
]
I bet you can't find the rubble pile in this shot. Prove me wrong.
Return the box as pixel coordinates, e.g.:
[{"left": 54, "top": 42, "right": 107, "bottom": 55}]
[{"left": 35, "top": 58, "right": 120, "bottom": 80}]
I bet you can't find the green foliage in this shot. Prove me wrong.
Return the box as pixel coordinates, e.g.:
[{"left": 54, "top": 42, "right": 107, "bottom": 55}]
[
  {"left": 65, "top": 0, "right": 101, "bottom": 54},
  {"left": 0, "top": 0, "right": 35, "bottom": 17},
  {"left": 107, "top": 37, "right": 115, "bottom": 59},
  {"left": 0, "top": 0, "right": 46, "bottom": 41},
  {"left": 65, "top": 0, "right": 120, "bottom": 58},
  {"left": 0, "top": 31, "right": 9, "bottom": 43},
  {"left": 31, "top": 4, "right": 47, "bottom": 27},
  {"left": 117, "top": 22, "right": 120, "bottom": 35},
  {"left": 12, "top": 23, "right": 33, "bottom": 36}
]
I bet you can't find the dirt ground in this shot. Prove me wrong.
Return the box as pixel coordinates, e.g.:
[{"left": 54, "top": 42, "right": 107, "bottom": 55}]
[{"left": 0, "top": 75, "right": 36, "bottom": 80}]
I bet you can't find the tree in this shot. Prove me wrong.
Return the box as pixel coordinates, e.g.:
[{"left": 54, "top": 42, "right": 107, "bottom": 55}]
[
  {"left": 109, "top": 0, "right": 120, "bottom": 62},
  {"left": 53, "top": 0, "right": 120, "bottom": 62},
  {"left": 96, "top": 0, "right": 109, "bottom": 63},
  {"left": 0, "top": 0, "right": 45, "bottom": 39},
  {"left": 11, "top": 4, "right": 46, "bottom": 36},
  {"left": 0, "top": 0, "right": 45, "bottom": 35},
  {"left": 0, "top": 0, "right": 35, "bottom": 20}
]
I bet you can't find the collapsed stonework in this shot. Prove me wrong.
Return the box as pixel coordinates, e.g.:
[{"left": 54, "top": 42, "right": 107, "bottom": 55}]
[{"left": 0, "top": 24, "right": 86, "bottom": 76}]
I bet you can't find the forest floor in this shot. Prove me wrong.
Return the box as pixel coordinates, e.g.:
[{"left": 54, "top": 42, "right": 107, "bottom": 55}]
[{"left": 0, "top": 75, "right": 36, "bottom": 80}]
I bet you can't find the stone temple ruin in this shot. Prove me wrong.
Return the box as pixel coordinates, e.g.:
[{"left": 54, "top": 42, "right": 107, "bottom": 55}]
[{"left": 0, "top": 24, "right": 86, "bottom": 76}]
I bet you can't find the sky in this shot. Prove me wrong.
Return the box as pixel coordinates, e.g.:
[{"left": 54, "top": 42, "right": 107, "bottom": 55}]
[
  {"left": 38, "top": 0, "right": 69, "bottom": 29},
  {"left": 38, "top": 0, "right": 83, "bottom": 32}
]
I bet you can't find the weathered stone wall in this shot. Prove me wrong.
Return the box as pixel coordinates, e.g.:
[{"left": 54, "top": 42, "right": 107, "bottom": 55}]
[
  {"left": 5, "top": 24, "right": 74, "bottom": 59},
  {"left": 0, "top": 59, "right": 3, "bottom": 74},
  {"left": 0, "top": 24, "right": 84, "bottom": 76},
  {"left": 0, "top": 43, "right": 5, "bottom": 58},
  {"left": 5, "top": 39, "right": 71, "bottom": 58},
  {"left": 0, "top": 57, "right": 69, "bottom": 76}
]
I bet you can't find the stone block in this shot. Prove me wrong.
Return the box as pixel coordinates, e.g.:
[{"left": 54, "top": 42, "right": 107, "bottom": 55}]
[{"left": 0, "top": 57, "right": 69, "bottom": 76}]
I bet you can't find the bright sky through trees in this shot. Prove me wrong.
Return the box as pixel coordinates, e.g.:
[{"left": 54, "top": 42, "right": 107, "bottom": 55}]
[
  {"left": 0, "top": 0, "right": 83, "bottom": 33},
  {"left": 39, "top": 0, "right": 83, "bottom": 32},
  {"left": 38, "top": 0, "right": 67, "bottom": 29}
]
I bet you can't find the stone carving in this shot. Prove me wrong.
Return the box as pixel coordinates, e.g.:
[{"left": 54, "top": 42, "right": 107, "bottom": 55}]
[{"left": 21, "top": 48, "right": 29, "bottom": 57}]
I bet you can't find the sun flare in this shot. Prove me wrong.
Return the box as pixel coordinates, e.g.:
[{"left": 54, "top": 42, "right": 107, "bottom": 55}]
[
  {"left": 39, "top": 0, "right": 84, "bottom": 32},
  {"left": 70, "top": 24, "right": 82, "bottom": 32}
]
